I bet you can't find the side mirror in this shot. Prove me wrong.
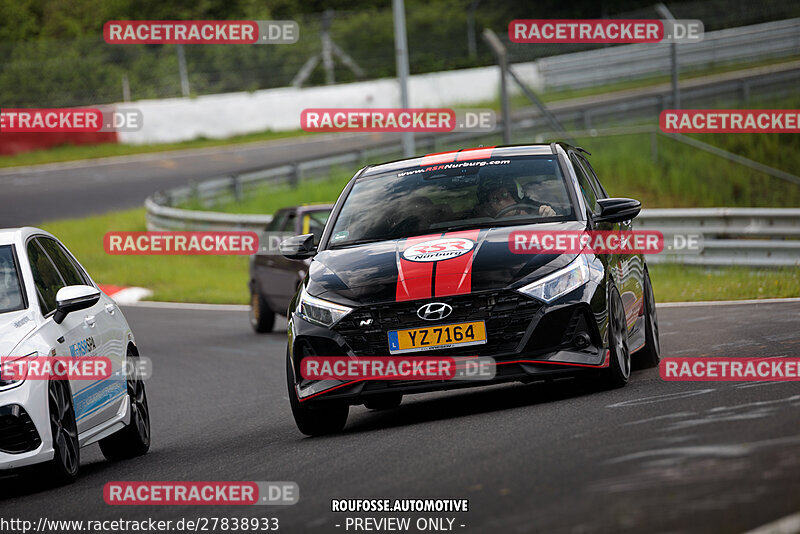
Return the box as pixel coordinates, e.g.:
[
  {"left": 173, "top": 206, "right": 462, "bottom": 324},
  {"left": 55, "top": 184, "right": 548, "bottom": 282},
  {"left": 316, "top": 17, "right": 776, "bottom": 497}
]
[
  {"left": 594, "top": 198, "right": 641, "bottom": 224},
  {"left": 53, "top": 285, "right": 101, "bottom": 324},
  {"left": 280, "top": 234, "right": 317, "bottom": 260}
]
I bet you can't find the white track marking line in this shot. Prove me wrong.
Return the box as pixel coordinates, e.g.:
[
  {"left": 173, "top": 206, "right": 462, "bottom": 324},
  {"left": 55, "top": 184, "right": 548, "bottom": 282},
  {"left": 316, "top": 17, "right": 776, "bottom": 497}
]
[{"left": 743, "top": 512, "right": 800, "bottom": 534}]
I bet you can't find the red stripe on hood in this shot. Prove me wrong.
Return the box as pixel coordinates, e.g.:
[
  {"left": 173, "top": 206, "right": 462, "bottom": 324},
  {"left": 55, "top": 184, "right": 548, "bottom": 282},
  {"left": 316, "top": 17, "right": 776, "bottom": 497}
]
[
  {"left": 434, "top": 229, "right": 481, "bottom": 297},
  {"left": 396, "top": 234, "right": 440, "bottom": 301}
]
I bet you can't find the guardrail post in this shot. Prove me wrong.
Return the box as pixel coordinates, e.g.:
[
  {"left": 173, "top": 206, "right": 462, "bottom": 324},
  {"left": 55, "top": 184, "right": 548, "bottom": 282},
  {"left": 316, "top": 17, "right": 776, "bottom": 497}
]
[
  {"left": 190, "top": 180, "right": 199, "bottom": 206},
  {"left": 741, "top": 81, "right": 750, "bottom": 104},
  {"left": 231, "top": 175, "right": 242, "bottom": 202},
  {"left": 289, "top": 163, "right": 300, "bottom": 189}
]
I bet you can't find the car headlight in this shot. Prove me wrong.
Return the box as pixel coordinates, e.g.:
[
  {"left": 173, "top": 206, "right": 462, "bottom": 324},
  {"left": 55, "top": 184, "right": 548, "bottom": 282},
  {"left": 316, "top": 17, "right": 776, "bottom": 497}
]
[
  {"left": 297, "top": 287, "right": 352, "bottom": 327},
  {"left": 517, "top": 255, "right": 589, "bottom": 303},
  {"left": 0, "top": 352, "right": 37, "bottom": 389}
]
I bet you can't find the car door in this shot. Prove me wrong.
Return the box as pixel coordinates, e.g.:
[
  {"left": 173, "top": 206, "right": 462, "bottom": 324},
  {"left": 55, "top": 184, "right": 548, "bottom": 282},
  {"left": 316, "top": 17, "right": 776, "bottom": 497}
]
[
  {"left": 27, "top": 237, "right": 123, "bottom": 434},
  {"left": 262, "top": 209, "right": 305, "bottom": 314},
  {"left": 574, "top": 154, "right": 643, "bottom": 337}
]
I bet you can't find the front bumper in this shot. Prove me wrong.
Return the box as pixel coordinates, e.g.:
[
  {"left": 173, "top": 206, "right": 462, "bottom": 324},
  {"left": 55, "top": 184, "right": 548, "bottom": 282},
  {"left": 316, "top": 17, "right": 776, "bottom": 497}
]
[
  {"left": 0, "top": 380, "right": 54, "bottom": 470},
  {"left": 289, "top": 285, "right": 608, "bottom": 404}
]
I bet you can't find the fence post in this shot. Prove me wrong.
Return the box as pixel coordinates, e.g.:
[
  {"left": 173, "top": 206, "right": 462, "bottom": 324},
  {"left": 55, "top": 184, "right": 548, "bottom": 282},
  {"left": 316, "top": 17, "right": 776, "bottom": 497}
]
[{"left": 177, "top": 44, "right": 190, "bottom": 97}]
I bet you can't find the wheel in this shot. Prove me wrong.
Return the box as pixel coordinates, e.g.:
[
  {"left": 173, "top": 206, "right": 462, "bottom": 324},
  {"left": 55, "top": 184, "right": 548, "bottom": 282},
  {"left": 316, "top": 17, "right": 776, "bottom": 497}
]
[
  {"left": 99, "top": 349, "right": 151, "bottom": 461},
  {"left": 45, "top": 378, "right": 80, "bottom": 484},
  {"left": 602, "top": 284, "right": 631, "bottom": 389},
  {"left": 286, "top": 350, "right": 348, "bottom": 436},
  {"left": 635, "top": 268, "right": 661, "bottom": 369},
  {"left": 250, "top": 290, "right": 275, "bottom": 333},
  {"left": 364, "top": 393, "right": 402, "bottom": 410}
]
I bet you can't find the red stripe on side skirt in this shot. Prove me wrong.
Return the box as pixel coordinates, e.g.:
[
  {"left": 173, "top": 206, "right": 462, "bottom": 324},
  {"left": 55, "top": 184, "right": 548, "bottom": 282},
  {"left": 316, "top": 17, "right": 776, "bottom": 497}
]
[
  {"left": 434, "top": 230, "right": 481, "bottom": 297},
  {"left": 396, "top": 234, "right": 440, "bottom": 301}
]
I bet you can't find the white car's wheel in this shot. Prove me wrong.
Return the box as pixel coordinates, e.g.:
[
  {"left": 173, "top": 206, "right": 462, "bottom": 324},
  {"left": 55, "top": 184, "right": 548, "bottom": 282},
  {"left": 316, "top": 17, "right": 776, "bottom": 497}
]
[
  {"left": 45, "top": 378, "right": 80, "bottom": 484},
  {"left": 99, "top": 350, "right": 151, "bottom": 461}
]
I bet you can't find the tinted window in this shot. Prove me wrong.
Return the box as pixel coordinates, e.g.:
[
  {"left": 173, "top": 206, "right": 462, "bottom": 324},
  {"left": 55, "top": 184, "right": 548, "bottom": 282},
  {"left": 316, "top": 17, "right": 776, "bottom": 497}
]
[
  {"left": 576, "top": 155, "right": 608, "bottom": 198},
  {"left": 282, "top": 211, "right": 298, "bottom": 233},
  {"left": 304, "top": 210, "right": 330, "bottom": 245},
  {"left": 27, "top": 240, "right": 64, "bottom": 315},
  {"left": 570, "top": 154, "right": 599, "bottom": 215},
  {"left": 328, "top": 156, "right": 574, "bottom": 247},
  {"left": 37, "top": 238, "right": 86, "bottom": 286},
  {"left": 0, "top": 246, "right": 25, "bottom": 314},
  {"left": 267, "top": 210, "right": 289, "bottom": 231}
]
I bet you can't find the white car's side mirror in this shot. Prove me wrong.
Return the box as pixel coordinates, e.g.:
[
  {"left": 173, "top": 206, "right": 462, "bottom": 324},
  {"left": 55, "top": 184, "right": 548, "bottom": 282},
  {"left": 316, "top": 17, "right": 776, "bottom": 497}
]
[{"left": 54, "top": 285, "right": 101, "bottom": 324}]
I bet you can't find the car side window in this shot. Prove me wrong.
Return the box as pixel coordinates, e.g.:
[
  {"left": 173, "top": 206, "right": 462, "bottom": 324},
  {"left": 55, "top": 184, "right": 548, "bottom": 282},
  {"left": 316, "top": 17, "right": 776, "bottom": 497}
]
[
  {"left": 266, "top": 210, "right": 289, "bottom": 232},
  {"left": 570, "top": 153, "right": 599, "bottom": 215},
  {"left": 576, "top": 155, "right": 608, "bottom": 198},
  {"left": 306, "top": 211, "right": 330, "bottom": 245},
  {"left": 36, "top": 238, "right": 86, "bottom": 287},
  {"left": 282, "top": 211, "right": 298, "bottom": 233},
  {"left": 26, "top": 239, "right": 65, "bottom": 316}
]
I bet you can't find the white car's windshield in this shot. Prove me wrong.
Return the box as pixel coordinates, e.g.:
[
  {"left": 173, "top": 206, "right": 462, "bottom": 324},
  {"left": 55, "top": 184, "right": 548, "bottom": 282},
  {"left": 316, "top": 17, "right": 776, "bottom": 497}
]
[
  {"left": 0, "top": 245, "right": 25, "bottom": 314},
  {"left": 328, "top": 155, "right": 575, "bottom": 247}
]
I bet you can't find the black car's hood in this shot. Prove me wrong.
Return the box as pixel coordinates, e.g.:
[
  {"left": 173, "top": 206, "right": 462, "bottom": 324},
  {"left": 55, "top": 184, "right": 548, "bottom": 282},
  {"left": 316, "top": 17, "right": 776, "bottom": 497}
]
[{"left": 307, "top": 222, "right": 585, "bottom": 305}]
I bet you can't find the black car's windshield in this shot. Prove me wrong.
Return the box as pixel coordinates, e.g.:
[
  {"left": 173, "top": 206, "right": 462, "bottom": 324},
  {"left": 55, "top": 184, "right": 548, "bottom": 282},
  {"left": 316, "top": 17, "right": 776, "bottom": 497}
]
[
  {"left": 328, "top": 155, "right": 575, "bottom": 247},
  {"left": 0, "top": 245, "right": 25, "bottom": 314}
]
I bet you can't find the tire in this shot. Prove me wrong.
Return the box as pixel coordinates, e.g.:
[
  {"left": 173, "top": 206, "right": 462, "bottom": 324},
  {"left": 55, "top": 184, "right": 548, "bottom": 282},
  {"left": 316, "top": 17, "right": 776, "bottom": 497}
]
[
  {"left": 250, "top": 290, "right": 275, "bottom": 334},
  {"left": 635, "top": 268, "right": 661, "bottom": 369},
  {"left": 286, "top": 350, "right": 348, "bottom": 436},
  {"left": 602, "top": 284, "right": 631, "bottom": 389},
  {"left": 364, "top": 393, "right": 402, "bottom": 411},
  {"left": 44, "top": 378, "right": 80, "bottom": 484},
  {"left": 99, "top": 349, "right": 151, "bottom": 461}
]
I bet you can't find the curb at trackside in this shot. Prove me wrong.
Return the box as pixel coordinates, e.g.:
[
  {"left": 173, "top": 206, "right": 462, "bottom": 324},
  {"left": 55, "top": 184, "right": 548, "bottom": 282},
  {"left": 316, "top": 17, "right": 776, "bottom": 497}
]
[{"left": 120, "top": 296, "right": 800, "bottom": 312}]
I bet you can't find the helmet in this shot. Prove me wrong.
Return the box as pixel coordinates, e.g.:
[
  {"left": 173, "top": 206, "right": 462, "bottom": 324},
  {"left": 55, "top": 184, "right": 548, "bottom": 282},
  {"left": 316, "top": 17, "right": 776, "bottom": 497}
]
[{"left": 476, "top": 170, "right": 522, "bottom": 202}]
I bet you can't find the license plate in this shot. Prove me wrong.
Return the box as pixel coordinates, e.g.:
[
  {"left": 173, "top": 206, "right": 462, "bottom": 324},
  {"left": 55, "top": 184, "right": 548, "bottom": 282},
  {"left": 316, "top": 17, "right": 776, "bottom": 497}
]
[{"left": 387, "top": 321, "right": 487, "bottom": 354}]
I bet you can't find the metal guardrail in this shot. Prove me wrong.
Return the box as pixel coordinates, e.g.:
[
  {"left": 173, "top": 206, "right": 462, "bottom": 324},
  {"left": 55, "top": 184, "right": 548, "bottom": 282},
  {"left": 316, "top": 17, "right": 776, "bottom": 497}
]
[
  {"left": 536, "top": 18, "right": 800, "bottom": 90},
  {"left": 637, "top": 208, "right": 800, "bottom": 266},
  {"left": 146, "top": 200, "right": 800, "bottom": 266}
]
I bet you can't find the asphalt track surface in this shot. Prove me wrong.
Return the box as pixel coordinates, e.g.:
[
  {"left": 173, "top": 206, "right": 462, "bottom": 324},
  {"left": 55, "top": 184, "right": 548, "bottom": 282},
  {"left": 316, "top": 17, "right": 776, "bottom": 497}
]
[{"left": 2, "top": 300, "right": 800, "bottom": 533}]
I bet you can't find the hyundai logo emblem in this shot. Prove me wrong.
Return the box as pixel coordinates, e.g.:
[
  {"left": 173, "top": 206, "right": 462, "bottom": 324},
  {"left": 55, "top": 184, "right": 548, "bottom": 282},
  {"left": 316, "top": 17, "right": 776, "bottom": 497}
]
[{"left": 417, "top": 302, "right": 453, "bottom": 321}]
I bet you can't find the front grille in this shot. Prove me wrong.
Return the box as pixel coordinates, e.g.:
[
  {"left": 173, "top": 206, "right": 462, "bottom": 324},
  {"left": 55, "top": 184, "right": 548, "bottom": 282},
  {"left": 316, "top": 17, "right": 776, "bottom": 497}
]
[
  {"left": 0, "top": 405, "right": 42, "bottom": 454},
  {"left": 334, "top": 291, "right": 542, "bottom": 357}
]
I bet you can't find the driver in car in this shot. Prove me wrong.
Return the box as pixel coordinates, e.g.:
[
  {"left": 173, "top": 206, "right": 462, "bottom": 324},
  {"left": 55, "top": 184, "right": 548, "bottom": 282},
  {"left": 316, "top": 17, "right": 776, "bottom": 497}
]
[{"left": 475, "top": 177, "right": 556, "bottom": 218}]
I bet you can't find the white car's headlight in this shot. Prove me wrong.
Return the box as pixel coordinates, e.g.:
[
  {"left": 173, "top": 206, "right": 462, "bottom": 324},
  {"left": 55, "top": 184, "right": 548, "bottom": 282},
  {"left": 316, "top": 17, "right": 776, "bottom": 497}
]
[
  {"left": 297, "top": 287, "right": 352, "bottom": 327},
  {"left": 517, "top": 256, "right": 590, "bottom": 303},
  {"left": 0, "top": 352, "right": 37, "bottom": 389}
]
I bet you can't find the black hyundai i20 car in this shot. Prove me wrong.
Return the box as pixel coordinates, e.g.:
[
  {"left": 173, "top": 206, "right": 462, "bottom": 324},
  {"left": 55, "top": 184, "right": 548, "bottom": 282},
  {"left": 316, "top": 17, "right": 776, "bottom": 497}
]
[{"left": 281, "top": 143, "right": 660, "bottom": 435}]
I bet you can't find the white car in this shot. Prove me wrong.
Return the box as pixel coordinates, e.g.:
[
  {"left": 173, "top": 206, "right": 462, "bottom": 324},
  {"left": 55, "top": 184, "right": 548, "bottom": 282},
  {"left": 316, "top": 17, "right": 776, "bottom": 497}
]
[{"left": 0, "top": 227, "right": 150, "bottom": 483}]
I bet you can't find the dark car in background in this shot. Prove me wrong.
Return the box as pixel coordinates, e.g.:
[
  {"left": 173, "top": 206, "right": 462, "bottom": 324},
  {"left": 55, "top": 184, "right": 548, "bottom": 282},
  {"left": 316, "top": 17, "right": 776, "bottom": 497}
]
[
  {"left": 281, "top": 144, "right": 660, "bottom": 435},
  {"left": 248, "top": 204, "right": 332, "bottom": 333}
]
